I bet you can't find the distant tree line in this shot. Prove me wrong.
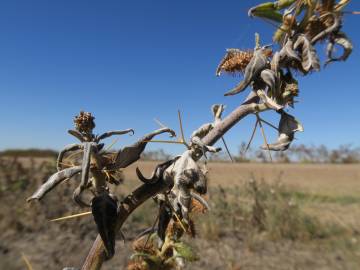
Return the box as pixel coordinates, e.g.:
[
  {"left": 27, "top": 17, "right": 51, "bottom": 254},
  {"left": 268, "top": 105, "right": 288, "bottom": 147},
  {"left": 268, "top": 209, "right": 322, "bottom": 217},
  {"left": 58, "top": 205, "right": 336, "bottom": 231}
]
[
  {"left": 0, "top": 149, "right": 57, "bottom": 158},
  {"left": 1, "top": 144, "right": 359, "bottom": 163},
  {"left": 136, "top": 143, "right": 360, "bottom": 164},
  {"left": 212, "top": 143, "right": 360, "bottom": 164}
]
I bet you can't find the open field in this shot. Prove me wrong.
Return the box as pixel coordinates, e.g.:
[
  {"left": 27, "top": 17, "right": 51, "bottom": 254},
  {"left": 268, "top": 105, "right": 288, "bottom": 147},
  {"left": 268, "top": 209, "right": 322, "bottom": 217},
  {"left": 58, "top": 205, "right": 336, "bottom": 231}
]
[
  {"left": 1, "top": 158, "right": 360, "bottom": 269},
  {"left": 128, "top": 161, "right": 360, "bottom": 195}
]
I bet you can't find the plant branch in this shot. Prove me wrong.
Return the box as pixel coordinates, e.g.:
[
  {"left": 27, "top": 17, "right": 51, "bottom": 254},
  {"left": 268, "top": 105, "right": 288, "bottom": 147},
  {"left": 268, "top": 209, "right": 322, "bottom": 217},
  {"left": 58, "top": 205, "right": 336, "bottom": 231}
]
[{"left": 80, "top": 102, "right": 258, "bottom": 270}]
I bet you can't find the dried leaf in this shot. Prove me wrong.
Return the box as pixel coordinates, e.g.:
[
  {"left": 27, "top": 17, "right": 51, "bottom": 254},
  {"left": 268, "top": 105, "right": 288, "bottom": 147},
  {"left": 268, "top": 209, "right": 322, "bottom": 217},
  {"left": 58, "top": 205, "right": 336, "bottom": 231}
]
[
  {"left": 294, "top": 35, "right": 320, "bottom": 73},
  {"left": 261, "top": 112, "right": 303, "bottom": 151},
  {"left": 27, "top": 166, "right": 82, "bottom": 202},
  {"left": 91, "top": 193, "right": 118, "bottom": 258}
]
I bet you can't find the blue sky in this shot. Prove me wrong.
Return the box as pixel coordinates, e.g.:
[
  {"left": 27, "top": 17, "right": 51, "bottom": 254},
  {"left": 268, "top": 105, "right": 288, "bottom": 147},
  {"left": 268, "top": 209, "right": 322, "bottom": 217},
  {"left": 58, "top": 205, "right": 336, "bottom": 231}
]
[{"left": 0, "top": 0, "right": 359, "bottom": 155}]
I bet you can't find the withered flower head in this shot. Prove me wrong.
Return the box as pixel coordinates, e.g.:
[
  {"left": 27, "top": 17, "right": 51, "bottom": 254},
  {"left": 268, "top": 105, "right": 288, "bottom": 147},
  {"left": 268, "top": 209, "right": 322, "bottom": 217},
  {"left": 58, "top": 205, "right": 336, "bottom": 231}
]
[
  {"left": 74, "top": 111, "right": 95, "bottom": 134},
  {"left": 216, "top": 48, "right": 272, "bottom": 76}
]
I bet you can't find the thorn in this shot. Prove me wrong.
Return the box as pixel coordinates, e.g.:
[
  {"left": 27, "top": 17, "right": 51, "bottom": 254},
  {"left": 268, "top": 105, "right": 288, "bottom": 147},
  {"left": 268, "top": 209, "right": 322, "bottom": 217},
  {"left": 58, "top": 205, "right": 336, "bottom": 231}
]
[
  {"left": 104, "top": 138, "right": 119, "bottom": 152},
  {"left": 142, "top": 140, "right": 186, "bottom": 145},
  {"left": 177, "top": 110, "right": 190, "bottom": 148},
  {"left": 256, "top": 113, "right": 273, "bottom": 162},
  {"left": 50, "top": 211, "right": 92, "bottom": 222},
  {"left": 258, "top": 117, "right": 279, "bottom": 131},
  {"left": 145, "top": 111, "right": 190, "bottom": 149},
  {"left": 243, "top": 119, "right": 259, "bottom": 155},
  {"left": 255, "top": 33, "right": 260, "bottom": 48},
  {"left": 154, "top": 118, "right": 167, "bottom": 129},
  {"left": 21, "top": 253, "right": 34, "bottom": 270},
  {"left": 221, "top": 137, "right": 234, "bottom": 162}
]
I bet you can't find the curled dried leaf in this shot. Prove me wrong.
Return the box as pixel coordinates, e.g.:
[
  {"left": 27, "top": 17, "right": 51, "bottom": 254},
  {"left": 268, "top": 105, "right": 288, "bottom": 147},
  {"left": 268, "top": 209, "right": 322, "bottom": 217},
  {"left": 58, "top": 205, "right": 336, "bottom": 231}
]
[
  {"left": 261, "top": 111, "right": 303, "bottom": 151},
  {"left": 294, "top": 34, "right": 320, "bottom": 73}
]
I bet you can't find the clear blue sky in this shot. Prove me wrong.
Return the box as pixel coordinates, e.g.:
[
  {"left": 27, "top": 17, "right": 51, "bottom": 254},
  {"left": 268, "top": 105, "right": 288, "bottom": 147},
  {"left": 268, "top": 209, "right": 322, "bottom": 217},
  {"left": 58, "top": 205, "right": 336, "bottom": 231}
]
[{"left": 0, "top": 0, "right": 358, "bottom": 155}]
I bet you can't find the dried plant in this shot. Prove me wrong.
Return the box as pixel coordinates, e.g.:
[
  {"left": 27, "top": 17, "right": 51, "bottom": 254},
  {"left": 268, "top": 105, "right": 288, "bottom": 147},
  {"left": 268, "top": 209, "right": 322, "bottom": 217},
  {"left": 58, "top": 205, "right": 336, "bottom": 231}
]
[
  {"left": 27, "top": 111, "right": 176, "bottom": 258},
  {"left": 25, "top": 1, "right": 355, "bottom": 269}
]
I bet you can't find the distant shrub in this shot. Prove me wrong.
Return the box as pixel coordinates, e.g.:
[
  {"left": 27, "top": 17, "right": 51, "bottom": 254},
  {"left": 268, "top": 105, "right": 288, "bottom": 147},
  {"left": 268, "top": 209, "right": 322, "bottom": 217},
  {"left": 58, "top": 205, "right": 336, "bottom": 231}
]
[{"left": 0, "top": 148, "right": 57, "bottom": 158}]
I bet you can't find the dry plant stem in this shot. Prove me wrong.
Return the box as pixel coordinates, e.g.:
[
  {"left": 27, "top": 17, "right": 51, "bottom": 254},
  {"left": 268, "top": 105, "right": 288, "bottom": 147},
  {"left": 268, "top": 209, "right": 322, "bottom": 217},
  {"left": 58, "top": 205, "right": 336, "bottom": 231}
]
[
  {"left": 81, "top": 102, "right": 261, "bottom": 270},
  {"left": 200, "top": 103, "right": 259, "bottom": 149}
]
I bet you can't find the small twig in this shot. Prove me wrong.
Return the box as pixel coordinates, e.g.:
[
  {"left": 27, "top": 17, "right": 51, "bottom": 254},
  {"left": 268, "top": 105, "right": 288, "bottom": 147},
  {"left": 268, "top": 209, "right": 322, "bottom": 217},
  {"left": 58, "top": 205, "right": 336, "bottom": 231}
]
[
  {"left": 154, "top": 118, "right": 167, "bottom": 129},
  {"left": 21, "top": 253, "right": 34, "bottom": 270},
  {"left": 256, "top": 113, "right": 273, "bottom": 162},
  {"left": 50, "top": 211, "right": 92, "bottom": 222},
  {"left": 178, "top": 110, "right": 186, "bottom": 143}
]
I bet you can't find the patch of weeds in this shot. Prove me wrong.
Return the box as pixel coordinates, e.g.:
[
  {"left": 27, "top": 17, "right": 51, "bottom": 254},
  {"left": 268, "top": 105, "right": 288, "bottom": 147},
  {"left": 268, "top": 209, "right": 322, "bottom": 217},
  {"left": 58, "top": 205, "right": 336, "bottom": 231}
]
[
  {"left": 280, "top": 190, "right": 360, "bottom": 205},
  {"left": 199, "top": 178, "right": 349, "bottom": 244},
  {"left": 127, "top": 199, "right": 158, "bottom": 229},
  {"left": 246, "top": 179, "right": 347, "bottom": 241}
]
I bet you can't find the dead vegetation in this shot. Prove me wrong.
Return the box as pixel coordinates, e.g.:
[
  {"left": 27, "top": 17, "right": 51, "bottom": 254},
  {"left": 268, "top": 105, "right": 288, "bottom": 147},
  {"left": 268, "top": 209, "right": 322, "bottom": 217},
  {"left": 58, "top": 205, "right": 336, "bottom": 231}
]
[{"left": 1, "top": 157, "right": 360, "bottom": 269}]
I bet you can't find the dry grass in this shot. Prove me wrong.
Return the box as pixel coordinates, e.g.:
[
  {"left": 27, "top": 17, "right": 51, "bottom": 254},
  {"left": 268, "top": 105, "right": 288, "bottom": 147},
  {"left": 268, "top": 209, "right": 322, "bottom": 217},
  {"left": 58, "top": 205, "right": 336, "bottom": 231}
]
[
  {"left": 1, "top": 158, "right": 360, "bottom": 269},
  {"left": 125, "top": 161, "right": 360, "bottom": 194}
]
